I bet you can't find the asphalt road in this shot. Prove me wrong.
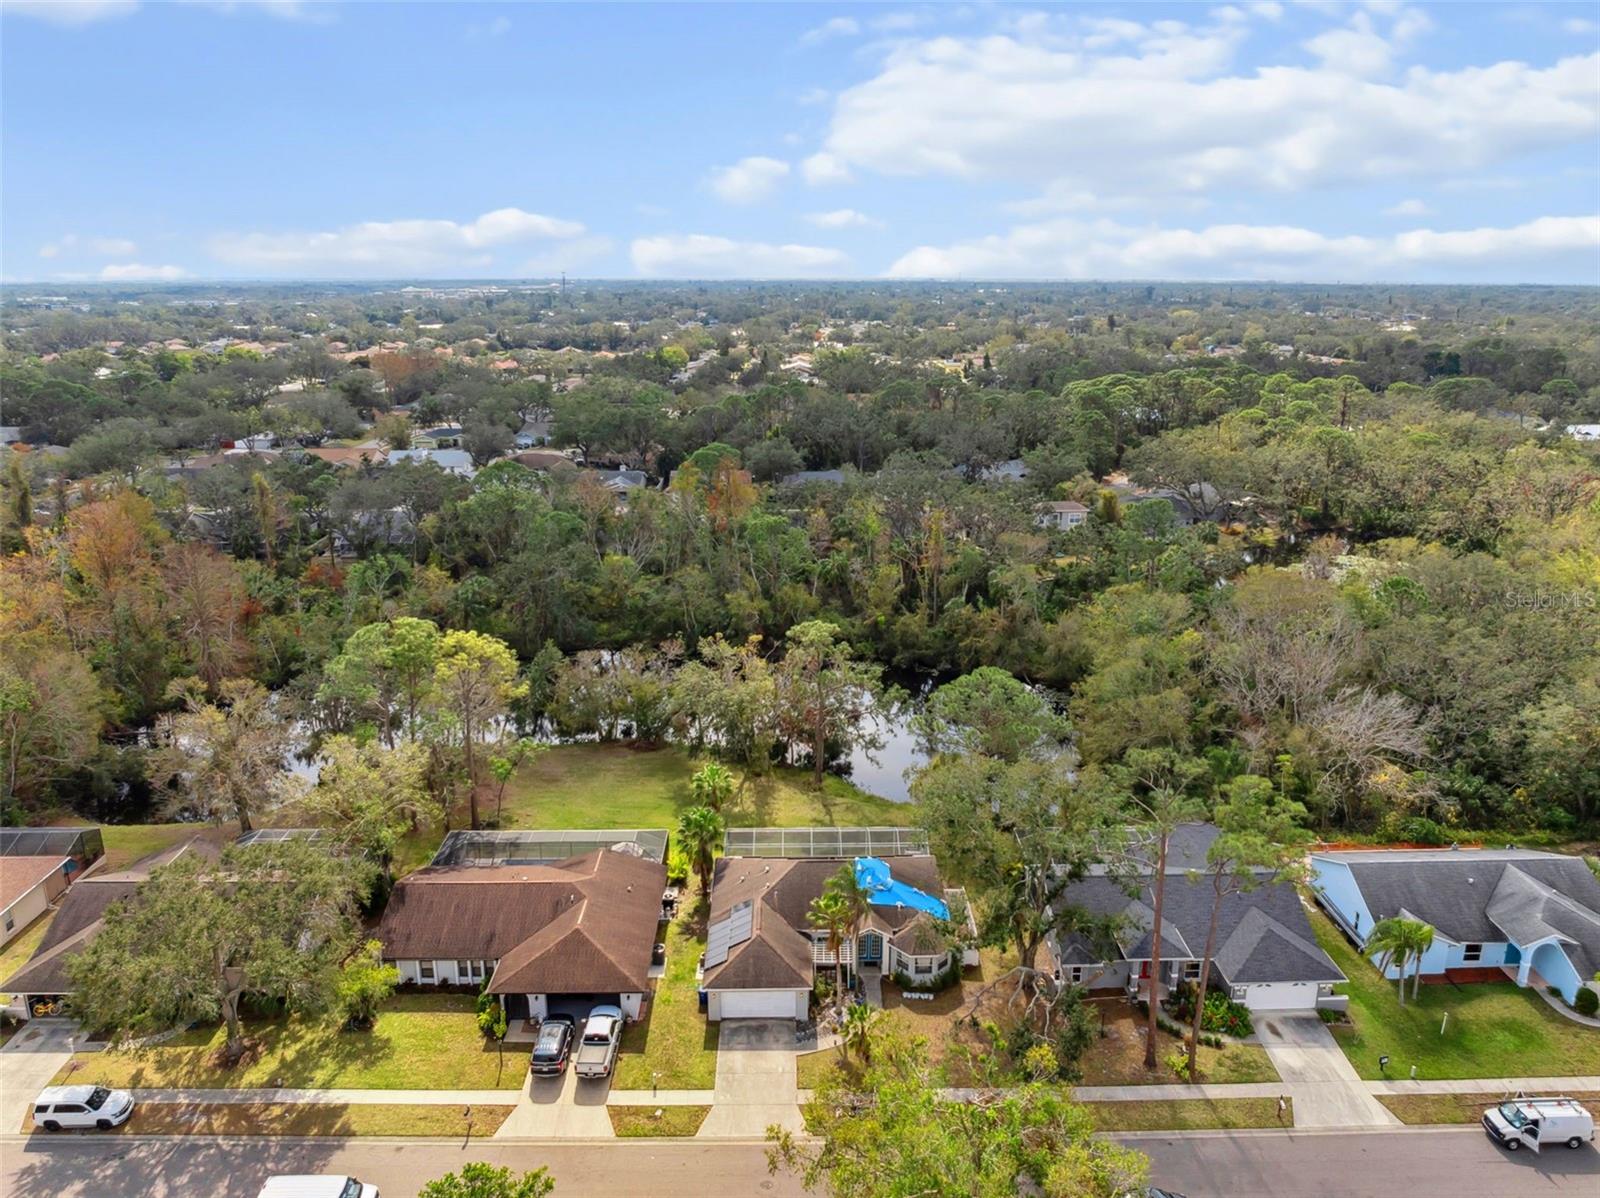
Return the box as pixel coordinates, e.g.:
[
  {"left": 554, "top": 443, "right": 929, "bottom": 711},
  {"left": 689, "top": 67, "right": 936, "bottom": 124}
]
[
  {"left": 1127, "top": 1126, "right": 1600, "bottom": 1197},
  {"left": 0, "top": 1137, "right": 805, "bottom": 1198},
  {"left": 3, "top": 1127, "right": 1598, "bottom": 1198}
]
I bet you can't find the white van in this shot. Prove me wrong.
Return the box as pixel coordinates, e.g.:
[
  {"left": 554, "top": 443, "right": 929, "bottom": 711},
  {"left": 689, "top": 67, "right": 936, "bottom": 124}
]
[
  {"left": 32, "top": 1085, "right": 134, "bottom": 1131},
  {"left": 257, "top": 1177, "right": 379, "bottom": 1198},
  {"left": 1482, "top": 1095, "right": 1596, "bottom": 1152}
]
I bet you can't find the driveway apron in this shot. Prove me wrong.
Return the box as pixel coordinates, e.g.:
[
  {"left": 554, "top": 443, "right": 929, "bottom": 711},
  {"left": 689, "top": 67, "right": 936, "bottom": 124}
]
[
  {"left": 1255, "top": 1013, "right": 1399, "bottom": 1128},
  {"left": 699, "top": 1019, "right": 802, "bottom": 1139}
]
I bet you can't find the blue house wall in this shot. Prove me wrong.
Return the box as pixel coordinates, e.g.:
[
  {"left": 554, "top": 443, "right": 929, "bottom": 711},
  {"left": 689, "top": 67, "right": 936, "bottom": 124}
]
[{"left": 1529, "top": 941, "right": 1584, "bottom": 1004}]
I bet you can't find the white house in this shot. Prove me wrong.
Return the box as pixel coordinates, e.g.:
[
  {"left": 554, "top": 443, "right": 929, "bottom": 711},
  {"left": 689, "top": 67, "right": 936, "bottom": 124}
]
[
  {"left": 0, "top": 856, "right": 70, "bottom": 947},
  {"left": 1036, "top": 500, "right": 1090, "bottom": 531}
]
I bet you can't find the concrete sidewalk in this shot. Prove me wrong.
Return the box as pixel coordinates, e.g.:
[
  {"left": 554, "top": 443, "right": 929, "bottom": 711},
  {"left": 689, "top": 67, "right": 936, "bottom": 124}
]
[{"left": 1367, "top": 1076, "right": 1600, "bottom": 1095}]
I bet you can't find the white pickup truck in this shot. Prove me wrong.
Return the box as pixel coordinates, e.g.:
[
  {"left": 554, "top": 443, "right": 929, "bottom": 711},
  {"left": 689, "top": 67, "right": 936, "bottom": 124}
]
[
  {"left": 1482, "top": 1095, "right": 1595, "bottom": 1152},
  {"left": 573, "top": 1005, "right": 624, "bottom": 1080}
]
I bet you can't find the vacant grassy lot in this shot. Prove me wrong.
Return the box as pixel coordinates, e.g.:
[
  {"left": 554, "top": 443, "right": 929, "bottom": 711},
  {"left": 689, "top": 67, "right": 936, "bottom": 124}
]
[
  {"left": 1309, "top": 907, "right": 1600, "bottom": 1080},
  {"left": 1378, "top": 1091, "right": 1600, "bottom": 1125},
  {"left": 607, "top": 1105, "right": 711, "bottom": 1137},
  {"left": 1078, "top": 1003, "right": 1279, "bottom": 1086},
  {"left": 1085, "top": 1097, "right": 1289, "bottom": 1132},
  {"left": 56, "top": 994, "right": 523, "bottom": 1091},
  {"left": 614, "top": 901, "right": 719, "bottom": 1091},
  {"left": 23, "top": 1102, "right": 512, "bottom": 1138}
]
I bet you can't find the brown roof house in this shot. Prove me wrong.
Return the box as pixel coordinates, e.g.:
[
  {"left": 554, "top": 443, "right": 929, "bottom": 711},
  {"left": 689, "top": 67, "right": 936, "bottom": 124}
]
[
  {"left": 703, "top": 843, "right": 976, "bottom": 1021},
  {"left": 376, "top": 844, "right": 667, "bottom": 1023},
  {"left": 2, "top": 837, "right": 216, "bottom": 1020},
  {"left": 1, "top": 857, "right": 71, "bottom": 949}
]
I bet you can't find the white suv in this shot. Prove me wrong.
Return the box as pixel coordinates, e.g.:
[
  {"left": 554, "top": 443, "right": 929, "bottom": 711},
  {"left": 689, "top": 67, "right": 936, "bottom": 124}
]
[{"left": 33, "top": 1085, "right": 135, "bottom": 1131}]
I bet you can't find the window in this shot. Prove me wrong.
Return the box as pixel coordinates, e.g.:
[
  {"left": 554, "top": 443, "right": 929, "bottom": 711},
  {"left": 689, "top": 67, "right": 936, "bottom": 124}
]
[
  {"left": 457, "top": 960, "right": 471, "bottom": 980},
  {"left": 1182, "top": 961, "right": 1202, "bottom": 981},
  {"left": 419, "top": 960, "right": 435, "bottom": 982},
  {"left": 1462, "top": 944, "right": 1483, "bottom": 963},
  {"left": 914, "top": 958, "right": 934, "bottom": 975},
  {"left": 1064, "top": 965, "right": 1097, "bottom": 985},
  {"left": 1232, "top": 986, "right": 1247, "bottom": 1001}
]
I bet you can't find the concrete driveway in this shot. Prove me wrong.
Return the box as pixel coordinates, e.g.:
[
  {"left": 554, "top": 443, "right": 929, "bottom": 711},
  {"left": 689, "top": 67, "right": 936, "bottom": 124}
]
[
  {"left": 1254, "top": 1013, "right": 1399, "bottom": 1128},
  {"left": 0, "top": 1021, "right": 97, "bottom": 1126},
  {"left": 699, "top": 1019, "right": 802, "bottom": 1139},
  {"left": 492, "top": 1064, "right": 614, "bottom": 1138}
]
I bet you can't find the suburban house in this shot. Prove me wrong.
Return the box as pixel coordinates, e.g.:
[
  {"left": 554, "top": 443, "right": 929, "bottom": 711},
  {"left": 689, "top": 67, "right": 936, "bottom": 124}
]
[
  {"left": 303, "top": 445, "right": 387, "bottom": 469},
  {"left": 1035, "top": 500, "right": 1089, "bottom": 531},
  {"left": 1, "top": 857, "right": 71, "bottom": 948},
  {"left": 2, "top": 836, "right": 212, "bottom": 1020},
  {"left": 1052, "top": 824, "right": 1345, "bottom": 1012},
  {"left": 375, "top": 831, "right": 668, "bottom": 1023},
  {"left": 702, "top": 827, "right": 977, "bottom": 1022},
  {"left": 1311, "top": 846, "right": 1600, "bottom": 1005},
  {"left": 386, "top": 447, "right": 476, "bottom": 477}
]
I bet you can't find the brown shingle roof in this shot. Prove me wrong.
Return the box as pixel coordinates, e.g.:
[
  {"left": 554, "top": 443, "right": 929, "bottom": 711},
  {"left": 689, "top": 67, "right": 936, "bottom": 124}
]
[
  {"left": 376, "top": 848, "right": 665, "bottom": 995},
  {"left": 704, "top": 855, "right": 949, "bottom": 990},
  {"left": 0, "top": 856, "right": 66, "bottom": 912}
]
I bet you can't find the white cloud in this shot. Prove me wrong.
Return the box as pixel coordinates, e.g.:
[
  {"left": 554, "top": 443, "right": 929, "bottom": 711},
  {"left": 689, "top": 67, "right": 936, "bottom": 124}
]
[
  {"left": 39, "top": 233, "right": 138, "bottom": 258},
  {"left": 1, "top": 1, "right": 137, "bottom": 26},
  {"left": 208, "top": 207, "right": 587, "bottom": 273},
  {"left": 800, "top": 16, "right": 859, "bottom": 46},
  {"left": 1383, "top": 198, "right": 1430, "bottom": 217},
  {"left": 1565, "top": 18, "right": 1599, "bottom": 36},
  {"left": 706, "top": 156, "right": 790, "bottom": 204},
  {"left": 100, "top": 262, "right": 186, "bottom": 280},
  {"left": 885, "top": 214, "right": 1600, "bottom": 282},
  {"left": 465, "top": 14, "right": 511, "bottom": 38},
  {"left": 805, "top": 209, "right": 883, "bottom": 229},
  {"left": 809, "top": 24, "right": 1599, "bottom": 199},
  {"left": 800, "top": 151, "right": 852, "bottom": 186},
  {"left": 631, "top": 234, "right": 848, "bottom": 278}
]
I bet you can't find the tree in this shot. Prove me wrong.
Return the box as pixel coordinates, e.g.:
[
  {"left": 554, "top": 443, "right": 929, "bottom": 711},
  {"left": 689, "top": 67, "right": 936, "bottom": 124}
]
[
  {"left": 430, "top": 630, "right": 527, "bottom": 829},
  {"left": 690, "top": 761, "right": 735, "bottom": 812},
  {"left": 0, "top": 634, "right": 103, "bottom": 815},
  {"left": 823, "top": 862, "right": 875, "bottom": 988},
  {"left": 677, "top": 804, "right": 724, "bottom": 895},
  {"left": 336, "top": 939, "right": 400, "bottom": 1029},
  {"left": 488, "top": 737, "right": 541, "bottom": 825},
  {"left": 913, "top": 666, "right": 1068, "bottom": 762},
  {"left": 296, "top": 736, "right": 438, "bottom": 885},
  {"left": 773, "top": 620, "right": 888, "bottom": 787},
  {"left": 68, "top": 840, "right": 362, "bottom": 1063},
  {"left": 1107, "top": 749, "right": 1207, "bottom": 1069},
  {"left": 768, "top": 1036, "right": 1148, "bottom": 1198},
  {"left": 160, "top": 542, "right": 249, "bottom": 691},
  {"left": 419, "top": 1163, "right": 555, "bottom": 1198},
  {"left": 838, "top": 1002, "right": 883, "bottom": 1064},
  {"left": 808, "top": 889, "right": 853, "bottom": 1006},
  {"left": 1183, "top": 775, "right": 1308, "bottom": 1079},
  {"left": 321, "top": 617, "right": 443, "bottom": 745},
  {"left": 1364, "top": 917, "right": 1436, "bottom": 1005},
  {"left": 152, "top": 677, "right": 299, "bottom": 834}
]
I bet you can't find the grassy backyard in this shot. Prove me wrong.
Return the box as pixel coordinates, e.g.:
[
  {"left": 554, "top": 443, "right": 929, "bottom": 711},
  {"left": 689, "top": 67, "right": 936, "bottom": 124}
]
[
  {"left": 97, "top": 824, "right": 212, "bottom": 871},
  {"left": 1377, "top": 1091, "right": 1600, "bottom": 1126},
  {"left": 607, "top": 1105, "right": 711, "bottom": 1136},
  {"left": 613, "top": 901, "right": 719, "bottom": 1091},
  {"left": 55, "top": 994, "right": 524, "bottom": 1091},
  {"left": 1309, "top": 906, "right": 1600, "bottom": 1080},
  {"left": 29, "top": 1102, "right": 514, "bottom": 1138},
  {"left": 0, "top": 913, "right": 52, "bottom": 1005}
]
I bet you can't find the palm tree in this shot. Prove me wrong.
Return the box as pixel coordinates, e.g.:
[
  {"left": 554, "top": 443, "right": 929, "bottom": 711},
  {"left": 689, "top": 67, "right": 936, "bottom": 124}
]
[
  {"left": 690, "top": 762, "right": 735, "bottom": 812},
  {"left": 1364, "top": 917, "right": 1435, "bottom": 1005},
  {"left": 838, "top": 1003, "right": 883, "bottom": 1065},
  {"left": 808, "top": 890, "right": 852, "bottom": 1008},
  {"left": 824, "top": 863, "right": 874, "bottom": 988},
  {"left": 677, "top": 805, "right": 724, "bottom": 895}
]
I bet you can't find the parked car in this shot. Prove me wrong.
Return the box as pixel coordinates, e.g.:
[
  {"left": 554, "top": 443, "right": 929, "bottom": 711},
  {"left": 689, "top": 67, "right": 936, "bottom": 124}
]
[
  {"left": 573, "top": 1003, "right": 624, "bottom": 1080},
  {"left": 530, "top": 1014, "right": 576, "bottom": 1076},
  {"left": 257, "top": 1177, "right": 379, "bottom": 1198},
  {"left": 1483, "top": 1095, "right": 1595, "bottom": 1152},
  {"left": 32, "top": 1085, "right": 134, "bottom": 1131}
]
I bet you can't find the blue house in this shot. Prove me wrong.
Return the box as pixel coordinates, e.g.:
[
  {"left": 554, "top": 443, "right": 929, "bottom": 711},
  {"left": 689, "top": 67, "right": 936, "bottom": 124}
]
[{"left": 1310, "top": 847, "right": 1600, "bottom": 1005}]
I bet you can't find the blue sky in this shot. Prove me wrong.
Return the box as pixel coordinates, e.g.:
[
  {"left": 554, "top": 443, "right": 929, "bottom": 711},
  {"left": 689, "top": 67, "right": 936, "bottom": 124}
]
[{"left": 2, "top": 1, "right": 1597, "bottom": 282}]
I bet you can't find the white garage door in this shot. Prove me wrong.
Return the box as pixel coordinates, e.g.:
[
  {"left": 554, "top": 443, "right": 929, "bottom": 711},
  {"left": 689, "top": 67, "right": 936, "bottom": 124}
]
[
  {"left": 1242, "top": 982, "right": 1316, "bottom": 1011},
  {"left": 718, "top": 990, "right": 798, "bottom": 1020}
]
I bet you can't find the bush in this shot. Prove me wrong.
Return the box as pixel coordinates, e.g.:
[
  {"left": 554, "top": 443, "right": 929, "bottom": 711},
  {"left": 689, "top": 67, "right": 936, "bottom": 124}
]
[
  {"left": 1166, "top": 982, "right": 1253, "bottom": 1038},
  {"left": 475, "top": 988, "right": 507, "bottom": 1039},
  {"left": 893, "top": 960, "right": 962, "bottom": 994},
  {"left": 1574, "top": 987, "right": 1599, "bottom": 1018},
  {"left": 335, "top": 940, "right": 399, "bottom": 1030}
]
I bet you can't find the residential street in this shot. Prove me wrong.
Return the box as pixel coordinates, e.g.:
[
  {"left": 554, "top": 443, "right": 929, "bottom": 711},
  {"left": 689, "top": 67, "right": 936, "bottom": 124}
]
[
  {"left": 0, "top": 1136, "right": 807, "bottom": 1198},
  {"left": 1128, "top": 1127, "right": 1600, "bottom": 1197}
]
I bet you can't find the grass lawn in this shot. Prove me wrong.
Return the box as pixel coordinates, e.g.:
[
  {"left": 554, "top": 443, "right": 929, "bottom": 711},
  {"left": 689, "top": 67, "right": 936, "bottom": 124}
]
[
  {"left": 1078, "top": 1003, "right": 1279, "bottom": 1086},
  {"left": 613, "top": 901, "right": 719, "bottom": 1091},
  {"left": 23, "top": 1103, "right": 512, "bottom": 1138},
  {"left": 1086, "top": 1097, "right": 1289, "bottom": 1132},
  {"left": 55, "top": 994, "right": 523, "bottom": 1091},
  {"left": 0, "top": 912, "right": 53, "bottom": 1005},
  {"left": 607, "top": 1105, "right": 711, "bottom": 1137},
  {"left": 96, "top": 824, "right": 210, "bottom": 871},
  {"left": 1377, "top": 1091, "right": 1600, "bottom": 1126},
  {"left": 1308, "top": 906, "right": 1600, "bottom": 1081}
]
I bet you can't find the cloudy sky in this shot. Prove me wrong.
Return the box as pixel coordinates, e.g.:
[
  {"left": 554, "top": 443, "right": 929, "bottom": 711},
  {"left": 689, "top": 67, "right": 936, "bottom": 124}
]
[{"left": 3, "top": 1, "right": 1597, "bottom": 282}]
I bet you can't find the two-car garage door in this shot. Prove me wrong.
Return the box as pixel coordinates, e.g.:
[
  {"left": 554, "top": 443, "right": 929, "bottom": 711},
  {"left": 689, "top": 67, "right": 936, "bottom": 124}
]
[{"left": 714, "top": 990, "right": 803, "bottom": 1020}]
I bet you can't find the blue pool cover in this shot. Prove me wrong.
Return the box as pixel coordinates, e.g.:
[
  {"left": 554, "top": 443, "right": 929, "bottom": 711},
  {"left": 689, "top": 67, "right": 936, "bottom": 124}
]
[{"left": 854, "top": 856, "right": 949, "bottom": 919}]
